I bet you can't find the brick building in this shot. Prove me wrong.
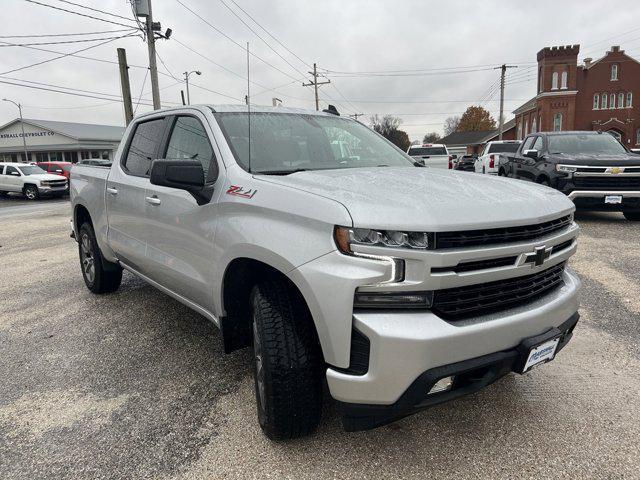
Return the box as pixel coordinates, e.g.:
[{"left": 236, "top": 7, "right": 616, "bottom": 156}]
[{"left": 514, "top": 45, "right": 639, "bottom": 147}]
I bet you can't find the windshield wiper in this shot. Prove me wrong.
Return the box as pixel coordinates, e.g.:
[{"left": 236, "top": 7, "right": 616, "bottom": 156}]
[{"left": 253, "top": 168, "right": 309, "bottom": 175}]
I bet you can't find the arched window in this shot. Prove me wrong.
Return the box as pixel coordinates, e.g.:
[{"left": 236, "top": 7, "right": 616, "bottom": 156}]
[
  {"left": 517, "top": 121, "right": 523, "bottom": 140},
  {"left": 525, "top": 119, "right": 529, "bottom": 136},
  {"left": 561, "top": 71, "right": 568, "bottom": 89},
  {"left": 539, "top": 67, "right": 543, "bottom": 92},
  {"left": 611, "top": 64, "right": 619, "bottom": 81},
  {"left": 551, "top": 72, "right": 559, "bottom": 90},
  {"left": 553, "top": 113, "right": 562, "bottom": 132},
  {"left": 610, "top": 93, "right": 616, "bottom": 109},
  {"left": 637, "top": 128, "right": 640, "bottom": 145},
  {"left": 602, "top": 93, "right": 608, "bottom": 109},
  {"left": 628, "top": 92, "right": 633, "bottom": 108},
  {"left": 593, "top": 93, "right": 600, "bottom": 109},
  {"left": 618, "top": 92, "right": 625, "bottom": 108},
  {"left": 532, "top": 117, "right": 537, "bottom": 133}
]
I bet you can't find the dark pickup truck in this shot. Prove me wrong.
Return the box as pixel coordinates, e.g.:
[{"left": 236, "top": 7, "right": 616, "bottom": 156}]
[{"left": 503, "top": 131, "right": 640, "bottom": 221}]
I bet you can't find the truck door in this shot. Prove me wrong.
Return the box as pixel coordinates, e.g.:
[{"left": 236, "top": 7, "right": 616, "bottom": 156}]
[
  {"left": 515, "top": 136, "right": 535, "bottom": 180},
  {"left": 106, "top": 117, "right": 167, "bottom": 272},
  {"left": 3, "top": 165, "right": 23, "bottom": 192},
  {"left": 142, "top": 113, "right": 224, "bottom": 312}
]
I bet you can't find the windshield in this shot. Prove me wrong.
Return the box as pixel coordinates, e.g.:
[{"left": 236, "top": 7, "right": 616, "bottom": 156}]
[
  {"left": 215, "top": 112, "right": 414, "bottom": 173},
  {"left": 487, "top": 143, "right": 520, "bottom": 154},
  {"left": 548, "top": 134, "right": 627, "bottom": 155},
  {"left": 408, "top": 147, "right": 447, "bottom": 156},
  {"left": 18, "top": 166, "right": 47, "bottom": 175}
]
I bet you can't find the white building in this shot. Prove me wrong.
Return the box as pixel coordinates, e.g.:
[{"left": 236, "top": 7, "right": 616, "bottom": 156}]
[{"left": 0, "top": 118, "right": 125, "bottom": 163}]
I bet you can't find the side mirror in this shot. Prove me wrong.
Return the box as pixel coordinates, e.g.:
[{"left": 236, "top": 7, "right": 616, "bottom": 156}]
[
  {"left": 523, "top": 149, "right": 539, "bottom": 160},
  {"left": 450, "top": 154, "right": 458, "bottom": 160},
  {"left": 149, "top": 159, "right": 213, "bottom": 205}
]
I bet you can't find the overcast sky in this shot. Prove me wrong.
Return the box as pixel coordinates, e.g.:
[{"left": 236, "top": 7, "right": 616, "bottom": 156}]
[{"left": 1, "top": 0, "right": 640, "bottom": 141}]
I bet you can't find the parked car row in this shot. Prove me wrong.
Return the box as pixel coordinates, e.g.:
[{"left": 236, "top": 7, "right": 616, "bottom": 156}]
[
  {"left": 433, "top": 131, "right": 640, "bottom": 221},
  {"left": 0, "top": 159, "right": 112, "bottom": 200}
]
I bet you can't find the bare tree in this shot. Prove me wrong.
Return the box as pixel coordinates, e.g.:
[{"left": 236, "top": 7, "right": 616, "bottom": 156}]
[
  {"left": 443, "top": 116, "right": 460, "bottom": 136},
  {"left": 422, "top": 132, "right": 441, "bottom": 143},
  {"left": 370, "top": 114, "right": 411, "bottom": 151}
]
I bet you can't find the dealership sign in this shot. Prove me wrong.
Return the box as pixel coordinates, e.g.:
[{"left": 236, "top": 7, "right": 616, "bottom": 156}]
[{"left": 0, "top": 130, "right": 55, "bottom": 139}]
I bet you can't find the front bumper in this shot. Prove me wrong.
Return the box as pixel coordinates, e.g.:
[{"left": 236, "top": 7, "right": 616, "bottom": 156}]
[
  {"left": 337, "top": 312, "right": 579, "bottom": 431},
  {"left": 39, "top": 185, "right": 68, "bottom": 195},
  {"left": 326, "top": 267, "right": 580, "bottom": 409}
]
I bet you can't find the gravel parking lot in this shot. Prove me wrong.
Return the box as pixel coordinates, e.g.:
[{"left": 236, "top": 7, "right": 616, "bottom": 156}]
[{"left": 1, "top": 198, "right": 639, "bottom": 480}]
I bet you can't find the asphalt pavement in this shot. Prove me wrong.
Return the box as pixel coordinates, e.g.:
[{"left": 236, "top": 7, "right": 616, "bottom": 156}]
[{"left": 0, "top": 198, "right": 639, "bottom": 479}]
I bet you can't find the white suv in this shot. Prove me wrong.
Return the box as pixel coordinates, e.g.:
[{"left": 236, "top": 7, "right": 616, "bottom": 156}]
[{"left": 0, "top": 162, "right": 68, "bottom": 199}]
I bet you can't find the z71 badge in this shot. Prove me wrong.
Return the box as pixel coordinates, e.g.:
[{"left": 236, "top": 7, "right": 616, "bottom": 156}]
[{"left": 226, "top": 185, "right": 257, "bottom": 199}]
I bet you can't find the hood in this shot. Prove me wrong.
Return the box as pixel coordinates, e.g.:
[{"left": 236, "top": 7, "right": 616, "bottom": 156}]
[
  {"left": 28, "top": 174, "right": 67, "bottom": 182},
  {"left": 548, "top": 153, "right": 640, "bottom": 166},
  {"left": 255, "top": 167, "right": 574, "bottom": 231}
]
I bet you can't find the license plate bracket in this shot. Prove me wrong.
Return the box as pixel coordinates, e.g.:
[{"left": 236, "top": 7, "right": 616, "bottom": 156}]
[{"left": 514, "top": 327, "right": 564, "bottom": 374}]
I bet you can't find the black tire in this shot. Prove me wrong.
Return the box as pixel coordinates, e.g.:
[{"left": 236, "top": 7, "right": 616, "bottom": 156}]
[
  {"left": 538, "top": 178, "right": 550, "bottom": 187},
  {"left": 23, "top": 184, "right": 39, "bottom": 200},
  {"left": 482, "top": 166, "right": 486, "bottom": 174},
  {"left": 498, "top": 168, "right": 505, "bottom": 176},
  {"left": 250, "top": 280, "right": 323, "bottom": 440},
  {"left": 78, "top": 222, "right": 122, "bottom": 294},
  {"left": 623, "top": 211, "right": 640, "bottom": 221}
]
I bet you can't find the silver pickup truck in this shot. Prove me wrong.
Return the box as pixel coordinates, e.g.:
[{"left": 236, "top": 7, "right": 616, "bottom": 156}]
[{"left": 71, "top": 105, "right": 581, "bottom": 439}]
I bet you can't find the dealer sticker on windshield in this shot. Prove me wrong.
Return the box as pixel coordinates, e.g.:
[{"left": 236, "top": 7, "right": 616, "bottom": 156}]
[
  {"left": 605, "top": 195, "right": 622, "bottom": 204},
  {"left": 523, "top": 337, "right": 560, "bottom": 373}
]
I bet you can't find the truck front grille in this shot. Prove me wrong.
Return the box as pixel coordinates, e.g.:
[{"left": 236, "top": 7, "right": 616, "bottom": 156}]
[
  {"left": 434, "top": 215, "right": 572, "bottom": 249},
  {"left": 572, "top": 176, "right": 640, "bottom": 190},
  {"left": 432, "top": 262, "right": 566, "bottom": 320}
]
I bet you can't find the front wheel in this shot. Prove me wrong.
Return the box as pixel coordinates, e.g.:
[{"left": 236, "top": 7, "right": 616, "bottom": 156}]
[
  {"left": 78, "top": 222, "right": 122, "bottom": 293},
  {"left": 623, "top": 211, "right": 640, "bottom": 221},
  {"left": 23, "top": 185, "right": 39, "bottom": 200},
  {"left": 250, "top": 280, "right": 323, "bottom": 440}
]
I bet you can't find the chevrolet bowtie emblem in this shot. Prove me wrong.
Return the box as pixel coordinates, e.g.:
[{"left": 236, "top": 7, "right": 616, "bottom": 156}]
[
  {"left": 524, "top": 245, "right": 551, "bottom": 267},
  {"left": 608, "top": 167, "right": 624, "bottom": 174}
]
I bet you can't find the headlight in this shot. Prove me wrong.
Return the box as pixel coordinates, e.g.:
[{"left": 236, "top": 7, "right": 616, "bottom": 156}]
[
  {"left": 40, "top": 181, "right": 50, "bottom": 186},
  {"left": 556, "top": 164, "right": 577, "bottom": 173},
  {"left": 334, "top": 226, "right": 433, "bottom": 253},
  {"left": 354, "top": 291, "right": 433, "bottom": 309}
]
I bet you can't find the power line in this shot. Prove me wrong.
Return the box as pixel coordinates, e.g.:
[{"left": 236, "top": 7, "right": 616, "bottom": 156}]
[
  {"left": 0, "top": 33, "right": 138, "bottom": 75},
  {"left": 0, "top": 28, "right": 137, "bottom": 38},
  {"left": 133, "top": 68, "right": 150, "bottom": 114},
  {"left": 23, "top": 0, "right": 139, "bottom": 29},
  {"left": 174, "top": 0, "right": 303, "bottom": 82},
  {"left": 226, "top": 0, "right": 312, "bottom": 69},
  {"left": 321, "top": 62, "right": 535, "bottom": 75},
  {"left": 0, "top": 34, "right": 138, "bottom": 47},
  {"left": 217, "top": 0, "right": 308, "bottom": 79},
  {"left": 54, "top": 0, "right": 137, "bottom": 23}
]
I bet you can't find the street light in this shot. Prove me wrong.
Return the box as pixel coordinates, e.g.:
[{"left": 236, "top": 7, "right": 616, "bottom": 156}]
[
  {"left": 183, "top": 70, "right": 201, "bottom": 105},
  {"left": 2, "top": 98, "right": 29, "bottom": 163}
]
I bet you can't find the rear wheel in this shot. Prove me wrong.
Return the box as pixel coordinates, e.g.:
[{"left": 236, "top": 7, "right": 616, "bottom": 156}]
[
  {"left": 78, "top": 222, "right": 122, "bottom": 293},
  {"left": 623, "top": 211, "right": 640, "bottom": 221},
  {"left": 23, "top": 185, "right": 39, "bottom": 200},
  {"left": 250, "top": 280, "right": 323, "bottom": 440}
]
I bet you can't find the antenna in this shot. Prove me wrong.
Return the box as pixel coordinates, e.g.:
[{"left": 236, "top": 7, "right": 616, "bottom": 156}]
[{"left": 246, "top": 41, "right": 252, "bottom": 173}]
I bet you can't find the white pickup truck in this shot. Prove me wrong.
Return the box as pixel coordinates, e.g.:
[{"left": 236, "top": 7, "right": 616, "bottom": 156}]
[
  {"left": 0, "top": 162, "right": 68, "bottom": 199},
  {"left": 71, "top": 105, "right": 581, "bottom": 439},
  {"left": 406, "top": 143, "right": 454, "bottom": 169},
  {"left": 474, "top": 140, "right": 522, "bottom": 175}
]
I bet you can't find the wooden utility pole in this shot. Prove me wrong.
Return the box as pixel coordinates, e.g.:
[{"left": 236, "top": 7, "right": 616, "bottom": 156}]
[
  {"left": 117, "top": 48, "right": 134, "bottom": 125},
  {"left": 303, "top": 63, "right": 330, "bottom": 111},
  {"left": 348, "top": 113, "right": 364, "bottom": 121},
  {"left": 495, "top": 64, "right": 517, "bottom": 139},
  {"left": 145, "top": 0, "right": 161, "bottom": 109}
]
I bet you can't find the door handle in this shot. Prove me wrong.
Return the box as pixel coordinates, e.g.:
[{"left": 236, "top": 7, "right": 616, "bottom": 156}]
[
  {"left": 106, "top": 187, "right": 118, "bottom": 195},
  {"left": 145, "top": 195, "right": 161, "bottom": 206}
]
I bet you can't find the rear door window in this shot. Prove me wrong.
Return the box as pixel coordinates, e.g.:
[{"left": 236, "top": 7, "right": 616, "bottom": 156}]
[{"left": 123, "top": 118, "right": 166, "bottom": 177}]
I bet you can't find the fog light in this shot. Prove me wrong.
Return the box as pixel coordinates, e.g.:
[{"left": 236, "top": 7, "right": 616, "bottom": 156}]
[{"left": 428, "top": 376, "right": 454, "bottom": 395}]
